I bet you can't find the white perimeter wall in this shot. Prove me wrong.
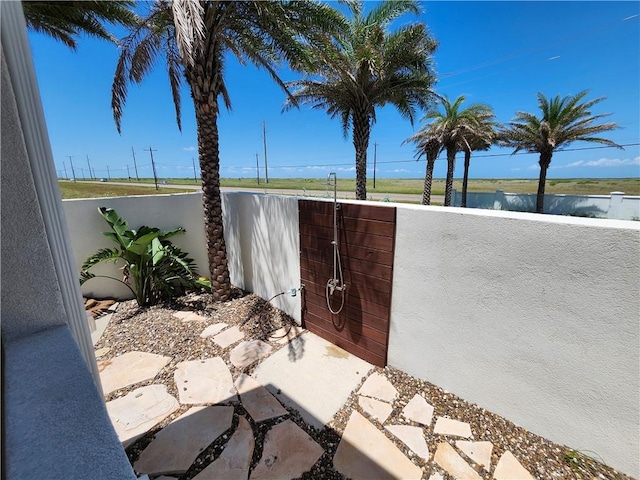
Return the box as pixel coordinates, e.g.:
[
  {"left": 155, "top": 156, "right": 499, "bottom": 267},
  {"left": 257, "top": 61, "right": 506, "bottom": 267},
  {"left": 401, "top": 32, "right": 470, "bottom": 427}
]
[
  {"left": 222, "top": 192, "right": 301, "bottom": 323},
  {"left": 389, "top": 204, "right": 640, "bottom": 475},
  {"left": 63, "top": 193, "right": 209, "bottom": 300}
]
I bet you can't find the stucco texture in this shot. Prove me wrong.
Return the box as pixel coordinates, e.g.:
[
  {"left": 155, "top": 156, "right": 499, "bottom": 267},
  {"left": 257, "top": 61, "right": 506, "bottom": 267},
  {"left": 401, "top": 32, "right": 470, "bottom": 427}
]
[{"left": 388, "top": 205, "right": 640, "bottom": 475}]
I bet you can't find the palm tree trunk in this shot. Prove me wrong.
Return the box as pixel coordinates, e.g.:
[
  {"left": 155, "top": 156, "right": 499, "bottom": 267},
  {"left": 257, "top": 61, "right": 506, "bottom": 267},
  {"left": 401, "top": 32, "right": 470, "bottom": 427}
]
[
  {"left": 461, "top": 148, "right": 471, "bottom": 207},
  {"left": 353, "top": 109, "right": 371, "bottom": 201},
  {"left": 536, "top": 153, "right": 552, "bottom": 214},
  {"left": 444, "top": 144, "right": 456, "bottom": 206},
  {"left": 422, "top": 153, "right": 436, "bottom": 205}
]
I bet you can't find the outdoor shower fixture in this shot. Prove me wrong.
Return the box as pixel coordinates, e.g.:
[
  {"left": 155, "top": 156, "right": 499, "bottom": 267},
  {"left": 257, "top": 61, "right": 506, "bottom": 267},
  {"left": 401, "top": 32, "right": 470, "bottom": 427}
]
[{"left": 326, "top": 172, "right": 346, "bottom": 314}]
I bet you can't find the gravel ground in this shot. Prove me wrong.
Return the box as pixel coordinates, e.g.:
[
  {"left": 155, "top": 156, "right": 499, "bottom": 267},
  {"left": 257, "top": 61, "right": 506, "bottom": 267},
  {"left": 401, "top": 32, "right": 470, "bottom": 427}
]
[{"left": 95, "top": 290, "right": 633, "bottom": 480}]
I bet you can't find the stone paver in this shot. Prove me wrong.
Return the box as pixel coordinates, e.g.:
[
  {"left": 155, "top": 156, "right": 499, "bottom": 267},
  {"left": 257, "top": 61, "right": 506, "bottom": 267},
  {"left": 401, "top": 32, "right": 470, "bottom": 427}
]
[
  {"left": 433, "top": 417, "right": 473, "bottom": 438},
  {"left": 402, "top": 394, "right": 434, "bottom": 427},
  {"left": 134, "top": 406, "right": 234, "bottom": 476},
  {"left": 106, "top": 385, "right": 179, "bottom": 448},
  {"left": 94, "top": 346, "right": 110, "bottom": 358},
  {"left": 174, "top": 357, "right": 235, "bottom": 405},
  {"left": 268, "top": 325, "right": 305, "bottom": 344},
  {"left": 230, "top": 340, "right": 273, "bottom": 369},
  {"left": 358, "top": 396, "right": 392, "bottom": 423},
  {"left": 250, "top": 420, "right": 323, "bottom": 480},
  {"left": 493, "top": 451, "right": 534, "bottom": 480},
  {"left": 385, "top": 425, "right": 430, "bottom": 461},
  {"left": 99, "top": 351, "right": 170, "bottom": 395},
  {"left": 235, "top": 374, "right": 287, "bottom": 422},
  {"left": 200, "top": 323, "right": 228, "bottom": 338},
  {"left": 333, "top": 411, "right": 422, "bottom": 480},
  {"left": 433, "top": 442, "right": 482, "bottom": 480},
  {"left": 357, "top": 372, "right": 398, "bottom": 403},
  {"left": 455, "top": 440, "right": 493, "bottom": 472},
  {"left": 212, "top": 325, "right": 245, "bottom": 348},
  {"left": 193, "top": 416, "right": 254, "bottom": 480},
  {"left": 429, "top": 474, "right": 444, "bottom": 480},
  {"left": 173, "top": 311, "right": 207, "bottom": 322}
]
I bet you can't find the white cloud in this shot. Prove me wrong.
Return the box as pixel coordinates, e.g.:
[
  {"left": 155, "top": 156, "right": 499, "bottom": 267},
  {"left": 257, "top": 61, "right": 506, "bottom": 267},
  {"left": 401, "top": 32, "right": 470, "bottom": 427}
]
[
  {"left": 182, "top": 146, "right": 196, "bottom": 151},
  {"left": 391, "top": 169, "right": 410, "bottom": 173},
  {"left": 559, "top": 157, "right": 640, "bottom": 168}
]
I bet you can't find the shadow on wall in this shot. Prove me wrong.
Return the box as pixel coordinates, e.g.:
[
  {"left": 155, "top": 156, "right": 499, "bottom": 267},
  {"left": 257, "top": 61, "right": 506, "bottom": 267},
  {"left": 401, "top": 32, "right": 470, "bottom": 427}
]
[{"left": 222, "top": 193, "right": 300, "bottom": 320}]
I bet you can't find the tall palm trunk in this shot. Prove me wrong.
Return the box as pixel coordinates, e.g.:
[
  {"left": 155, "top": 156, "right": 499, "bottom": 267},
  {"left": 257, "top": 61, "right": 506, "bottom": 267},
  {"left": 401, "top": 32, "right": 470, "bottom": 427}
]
[
  {"left": 188, "top": 53, "right": 232, "bottom": 302},
  {"left": 536, "top": 152, "right": 552, "bottom": 214},
  {"left": 461, "top": 148, "right": 471, "bottom": 207},
  {"left": 353, "top": 109, "right": 371, "bottom": 200},
  {"left": 422, "top": 145, "right": 438, "bottom": 205},
  {"left": 444, "top": 144, "right": 456, "bottom": 206}
]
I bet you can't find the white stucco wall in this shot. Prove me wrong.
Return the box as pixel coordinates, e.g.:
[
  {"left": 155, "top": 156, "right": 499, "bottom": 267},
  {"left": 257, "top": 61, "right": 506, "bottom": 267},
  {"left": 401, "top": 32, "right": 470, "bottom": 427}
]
[
  {"left": 222, "top": 192, "right": 301, "bottom": 322},
  {"left": 388, "top": 204, "right": 640, "bottom": 475},
  {"left": 63, "top": 193, "right": 209, "bottom": 299}
]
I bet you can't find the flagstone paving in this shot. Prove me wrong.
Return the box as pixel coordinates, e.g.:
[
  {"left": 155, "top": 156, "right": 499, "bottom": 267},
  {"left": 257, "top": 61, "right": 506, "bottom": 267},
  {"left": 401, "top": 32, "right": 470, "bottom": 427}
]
[
  {"left": 192, "top": 416, "right": 254, "bottom": 480},
  {"left": 433, "top": 416, "right": 473, "bottom": 438},
  {"left": 402, "top": 393, "right": 435, "bottom": 426},
  {"left": 333, "top": 410, "right": 423, "bottom": 480},
  {"left": 234, "top": 374, "right": 287, "bottom": 423},
  {"left": 357, "top": 371, "right": 398, "bottom": 402},
  {"left": 199, "top": 322, "right": 228, "bottom": 338},
  {"left": 358, "top": 395, "right": 392, "bottom": 423},
  {"left": 134, "top": 405, "right": 234, "bottom": 476},
  {"left": 385, "top": 425, "right": 430, "bottom": 461},
  {"left": 98, "top": 351, "right": 170, "bottom": 395},
  {"left": 174, "top": 357, "right": 235, "bottom": 404},
  {"left": 493, "top": 451, "right": 536, "bottom": 480},
  {"left": 106, "top": 385, "right": 179, "bottom": 448},
  {"left": 212, "top": 325, "right": 245, "bottom": 348},
  {"left": 172, "top": 311, "right": 208, "bottom": 323},
  {"left": 250, "top": 420, "right": 324, "bottom": 480},
  {"left": 96, "top": 309, "right": 542, "bottom": 480},
  {"left": 230, "top": 340, "right": 273, "bottom": 368}
]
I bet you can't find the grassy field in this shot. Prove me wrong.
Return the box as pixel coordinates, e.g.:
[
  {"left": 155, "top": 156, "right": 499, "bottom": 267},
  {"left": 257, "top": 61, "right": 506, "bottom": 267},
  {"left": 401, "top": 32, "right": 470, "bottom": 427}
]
[
  {"left": 60, "top": 177, "right": 640, "bottom": 199},
  {"left": 59, "top": 181, "right": 192, "bottom": 199},
  {"left": 116, "top": 177, "right": 640, "bottom": 196}
]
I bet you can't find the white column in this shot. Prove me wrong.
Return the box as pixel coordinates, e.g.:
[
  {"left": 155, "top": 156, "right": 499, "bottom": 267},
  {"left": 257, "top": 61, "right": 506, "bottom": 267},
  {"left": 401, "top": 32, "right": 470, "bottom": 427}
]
[{"left": 1, "top": 2, "right": 102, "bottom": 392}]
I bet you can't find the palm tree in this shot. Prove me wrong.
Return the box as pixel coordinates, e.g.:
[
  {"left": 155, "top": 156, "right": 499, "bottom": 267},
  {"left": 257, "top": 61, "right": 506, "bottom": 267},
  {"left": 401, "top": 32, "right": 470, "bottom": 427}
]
[
  {"left": 286, "top": 0, "right": 437, "bottom": 200},
  {"left": 22, "top": 1, "right": 136, "bottom": 49},
  {"left": 111, "top": 1, "right": 341, "bottom": 302},
  {"left": 500, "top": 91, "right": 621, "bottom": 213},
  {"left": 458, "top": 112, "right": 496, "bottom": 207},
  {"left": 423, "top": 95, "right": 494, "bottom": 206},
  {"left": 404, "top": 129, "right": 442, "bottom": 205}
]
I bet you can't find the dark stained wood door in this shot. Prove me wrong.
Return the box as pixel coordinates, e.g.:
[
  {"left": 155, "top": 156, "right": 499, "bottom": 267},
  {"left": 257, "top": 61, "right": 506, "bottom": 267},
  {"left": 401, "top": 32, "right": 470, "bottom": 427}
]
[{"left": 299, "top": 199, "right": 396, "bottom": 367}]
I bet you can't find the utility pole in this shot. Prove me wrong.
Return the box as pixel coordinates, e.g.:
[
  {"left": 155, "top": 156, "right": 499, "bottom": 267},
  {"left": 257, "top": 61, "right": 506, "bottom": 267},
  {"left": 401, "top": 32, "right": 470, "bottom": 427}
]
[
  {"left": 79, "top": 167, "right": 86, "bottom": 180},
  {"left": 145, "top": 147, "right": 159, "bottom": 190},
  {"left": 63, "top": 161, "right": 68, "bottom": 179},
  {"left": 67, "top": 155, "right": 75, "bottom": 180},
  {"left": 86, "top": 155, "right": 94, "bottom": 180},
  {"left": 373, "top": 142, "right": 378, "bottom": 189},
  {"left": 126, "top": 165, "right": 131, "bottom": 181},
  {"left": 192, "top": 157, "right": 198, "bottom": 183},
  {"left": 262, "top": 120, "right": 268, "bottom": 184},
  {"left": 255, "top": 153, "right": 260, "bottom": 185},
  {"left": 131, "top": 147, "right": 139, "bottom": 181},
  {"left": 107, "top": 165, "right": 111, "bottom": 180}
]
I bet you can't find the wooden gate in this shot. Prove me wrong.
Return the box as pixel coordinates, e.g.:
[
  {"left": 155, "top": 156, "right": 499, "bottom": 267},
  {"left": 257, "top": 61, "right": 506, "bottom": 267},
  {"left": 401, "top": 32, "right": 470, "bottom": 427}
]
[{"left": 299, "top": 199, "right": 396, "bottom": 367}]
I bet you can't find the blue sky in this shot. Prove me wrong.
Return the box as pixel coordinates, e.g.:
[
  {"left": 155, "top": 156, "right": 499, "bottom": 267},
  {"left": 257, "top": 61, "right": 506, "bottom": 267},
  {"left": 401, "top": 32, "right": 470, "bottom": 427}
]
[{"left": 28, "top": 1, "right": 640, "bottom": 180}]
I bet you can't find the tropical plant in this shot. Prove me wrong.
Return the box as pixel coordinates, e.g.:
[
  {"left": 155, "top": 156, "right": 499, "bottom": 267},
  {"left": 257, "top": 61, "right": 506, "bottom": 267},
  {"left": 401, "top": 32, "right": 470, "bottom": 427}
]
[
  {"left": 499, "top": 91, "right": 620, "bottom": 213},
  {"left": 459, "top": 113, "right": 497, "bottom": 207},
  {"left": 80, "top": 207, "right": 207, "bottom": 307},
  {"left": 22, "top": 0, "right": 137, "bottom": 49},
  {"left": 111, "top": 0, "right": 342, "bottom": 302},
  {"left": 285, "top": 0, "right": 438, "bottom": 200},
  {"left": 422, "top": 95, "right": 495, "bottom": 206},
  {"left": 403, "top": 129, "right": 442, "bottom": 205}
]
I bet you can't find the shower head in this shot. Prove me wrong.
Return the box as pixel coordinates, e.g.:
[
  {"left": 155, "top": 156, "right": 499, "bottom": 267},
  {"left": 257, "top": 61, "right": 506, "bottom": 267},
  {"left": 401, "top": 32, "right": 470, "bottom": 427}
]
[{"left": 327, "top": 172, "right": 337, "bottom": 186}]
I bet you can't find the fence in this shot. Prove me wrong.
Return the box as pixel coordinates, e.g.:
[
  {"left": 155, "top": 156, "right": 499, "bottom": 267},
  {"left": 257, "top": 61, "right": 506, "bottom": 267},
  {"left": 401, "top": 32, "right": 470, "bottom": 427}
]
[
  {"left": 451, "top": 189, "right": 640, "bottom": 220},
  {"left": 62, "top": 192, "right": 639, "bottom": 476}
]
